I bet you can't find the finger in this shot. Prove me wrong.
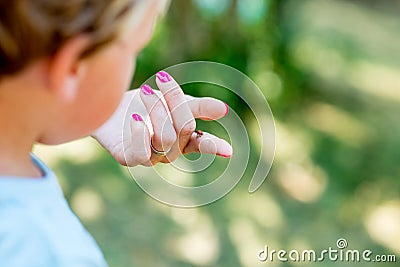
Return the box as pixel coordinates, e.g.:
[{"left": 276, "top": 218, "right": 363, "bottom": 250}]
[
  {"left": 183, "top": 130, "right": 233, "bottom": 158},
  {"left": 124, "top": 114, "right": 152, "bottom": 166},
  {"left": 156, "top": 71, "right": 196, "bottom": 151},
  {"left": 151, "top": 91, "right": 229, "bottom": 121},
  {"left": 139, "top": 84, "right": 176, "bottom": 154},
  {"left": 185, "top": 95, "right": 229, "bottom": 121}
]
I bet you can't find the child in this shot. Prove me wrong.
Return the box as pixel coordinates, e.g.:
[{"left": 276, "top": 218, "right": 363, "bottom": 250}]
[{"left": 0, "top": 0, "right": 232, "bottom": 266}]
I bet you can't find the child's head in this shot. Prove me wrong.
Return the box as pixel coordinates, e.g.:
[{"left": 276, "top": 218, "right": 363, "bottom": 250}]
[{"left": 0, "top": 0, "right": 166, "bottom": 144}]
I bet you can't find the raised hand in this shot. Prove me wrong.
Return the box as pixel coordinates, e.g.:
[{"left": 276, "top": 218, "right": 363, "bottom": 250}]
[{"left": 92, "top": 71, "right": 232, "bottom": 167}]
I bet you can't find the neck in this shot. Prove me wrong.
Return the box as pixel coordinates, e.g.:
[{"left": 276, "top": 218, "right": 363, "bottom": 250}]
[
  {"left": 0, "top": 76, "right": 44, "bottom": 178},
  {"left": 0, "top": 127, "right": 42, "bottom": 178}
]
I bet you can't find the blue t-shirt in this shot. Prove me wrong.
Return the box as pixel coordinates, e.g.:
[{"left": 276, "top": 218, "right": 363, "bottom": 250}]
[{"left": 0, "top": 155, "right": 108, "bottom": 267}]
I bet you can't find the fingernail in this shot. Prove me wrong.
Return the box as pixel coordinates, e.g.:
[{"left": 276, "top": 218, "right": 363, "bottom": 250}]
[
  {"left": 217, "top": 153, "right": 231, "bottom": 158},
  {"left": 156, "top": 71, "right": 172, "bottom": 83},
  {"left": 141, "top": 84, "right": 154, "bottom": 95},
  {"left": 224, "top": 102, "right": 229, "bottom": 116},
  {"left": 132, "top": 114, "right": 143, "bottom": 122}
]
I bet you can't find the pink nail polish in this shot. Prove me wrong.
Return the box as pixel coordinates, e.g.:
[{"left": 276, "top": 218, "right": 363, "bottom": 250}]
[
  {"left": 224, "top": 102, "right": 229, "bottom": 116},
  {"left": 217, "top": 153, "right": 231, "bottom": 158},
  {"left": 156, "top": 71, "right": 172, "bottom": 83},
  {"left": 141, "top": 84, "right": 154, "bottom": 95},
  {"left": 132, "top": 114, "right": 143, "bottom": 122}
]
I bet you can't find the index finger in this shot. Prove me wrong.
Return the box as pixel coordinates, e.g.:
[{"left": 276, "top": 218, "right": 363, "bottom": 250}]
[{"left": 185, "top": 95, "right": 229, "bottom": 121}]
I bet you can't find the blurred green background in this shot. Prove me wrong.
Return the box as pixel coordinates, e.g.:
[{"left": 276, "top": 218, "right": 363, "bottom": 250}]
[{"left": 34, "top": 0, "right": 400, "bottom": 266}]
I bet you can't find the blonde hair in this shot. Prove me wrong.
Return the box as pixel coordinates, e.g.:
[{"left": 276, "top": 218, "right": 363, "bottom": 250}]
[{"left": 0, "top": 0, "right": 148, "bottom": 77}]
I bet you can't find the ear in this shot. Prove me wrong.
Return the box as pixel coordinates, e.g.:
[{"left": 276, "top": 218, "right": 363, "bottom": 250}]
[{"left": 47, "top": 35, "right": 91, "bottom": 102}]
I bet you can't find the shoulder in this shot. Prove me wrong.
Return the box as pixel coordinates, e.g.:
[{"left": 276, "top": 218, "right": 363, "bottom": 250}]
[
  {"left": 0, "top": 197, "right": 107, "bottom": 267},
  {"left": 0, "top": 201, "right": 58, "bottom": 267}
]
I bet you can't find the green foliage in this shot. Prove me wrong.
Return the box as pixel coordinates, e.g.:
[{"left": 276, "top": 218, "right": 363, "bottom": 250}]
[{"left": 50, "top": 0, "right": 400, "bottom": 266}]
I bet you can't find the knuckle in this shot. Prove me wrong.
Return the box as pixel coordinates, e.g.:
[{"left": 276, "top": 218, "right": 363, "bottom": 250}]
[
  {"left": 166, "top": 87, "right": 183, "bottom": 99},
  {"left": 135, "top": 151, "right": 151, "bottom": 164},
  {"left": 180, "top": 121, "right": 196, "bottom": 136},
  {"left": 125, "top": 158, "right": 137, "bottom": 167},
  {"left": 141, "top": 161, "right": 153, "bottom": 167},
  {"left": 197, "top": 98, "right": 207, "bottom": 115}
]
